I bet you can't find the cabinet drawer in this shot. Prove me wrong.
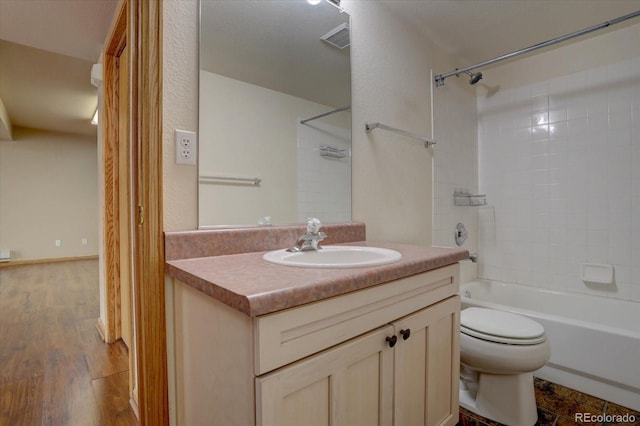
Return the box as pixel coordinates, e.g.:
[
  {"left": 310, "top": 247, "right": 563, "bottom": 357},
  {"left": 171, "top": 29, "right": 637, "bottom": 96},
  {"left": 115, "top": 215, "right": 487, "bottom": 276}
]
[{"left": 254, "top": 264, "right": 459, "bottom": 375}]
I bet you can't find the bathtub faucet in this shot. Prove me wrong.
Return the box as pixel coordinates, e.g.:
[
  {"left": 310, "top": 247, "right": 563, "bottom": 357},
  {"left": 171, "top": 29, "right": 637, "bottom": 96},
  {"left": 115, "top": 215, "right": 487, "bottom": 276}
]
[
  {"left": 287, "top": 217, "right": 327, "bottom": 252},
  {"left": 468, "top": 252, "right": 479, "bottom": 263}
]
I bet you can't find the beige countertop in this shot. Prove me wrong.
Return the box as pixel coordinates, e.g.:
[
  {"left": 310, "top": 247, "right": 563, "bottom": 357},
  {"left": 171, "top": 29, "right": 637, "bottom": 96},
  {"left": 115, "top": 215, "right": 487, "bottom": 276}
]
[{"left": 166, "top": 241, "right": 468, "bottom": 317}]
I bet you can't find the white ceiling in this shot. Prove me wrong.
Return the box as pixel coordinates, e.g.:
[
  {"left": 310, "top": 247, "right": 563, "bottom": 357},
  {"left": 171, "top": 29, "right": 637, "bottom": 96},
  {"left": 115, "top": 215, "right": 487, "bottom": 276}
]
[
  {"left": 202, "top": 0, "right": 640, "bottom": 109},
  {"left": 0, "top": 0, "right": 118, "bottom": 62},
  {"left": 1, "top": 0, "right": 639, "bottom": 139},
  {"left": 0, "top": 40, "right": 100, "bottom": 137},
  {"left": 0, "top": 0, "right": 118, "bottom": 138},
  {"left": 383, "top": 0, "right": 640, "bottom": 70},
  {"left": 200, "top": 0, "right": 352, "bottom": 109}
]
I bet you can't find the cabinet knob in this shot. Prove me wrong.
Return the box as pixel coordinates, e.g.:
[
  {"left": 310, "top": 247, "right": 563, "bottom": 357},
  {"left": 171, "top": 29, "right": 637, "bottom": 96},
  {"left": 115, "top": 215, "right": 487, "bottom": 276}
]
[
  {"left": 400, "top": 329, "right": 411, "bottom": 340},
  {"left": 386, "top": 335, "right": 398, "bottom": 348}
]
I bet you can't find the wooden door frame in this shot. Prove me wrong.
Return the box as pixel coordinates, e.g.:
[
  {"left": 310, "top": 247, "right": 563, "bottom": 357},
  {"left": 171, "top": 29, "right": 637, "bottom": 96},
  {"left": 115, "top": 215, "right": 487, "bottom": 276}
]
[
  {"left": 131, "top": 0, "right": 168, "bottom": 424},
  {"left": 102, "top": 0, "right": 168, "bottom": 424},
  {"left": 102, "top": 0, "right": 128, "bottom": 346}
]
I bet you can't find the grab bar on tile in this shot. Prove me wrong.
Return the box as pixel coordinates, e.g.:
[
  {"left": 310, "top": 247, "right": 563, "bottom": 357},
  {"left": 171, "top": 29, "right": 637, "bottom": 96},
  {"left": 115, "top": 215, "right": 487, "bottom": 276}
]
[{"left": 365, "top": 122, "right": 435, "bottom": 148}]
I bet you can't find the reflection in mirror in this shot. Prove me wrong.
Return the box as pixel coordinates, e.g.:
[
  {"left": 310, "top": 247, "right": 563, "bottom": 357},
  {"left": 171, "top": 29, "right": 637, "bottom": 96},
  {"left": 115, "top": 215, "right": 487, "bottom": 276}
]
[{"left": 198, "top": 0, "right": 351, "bottom": 228}]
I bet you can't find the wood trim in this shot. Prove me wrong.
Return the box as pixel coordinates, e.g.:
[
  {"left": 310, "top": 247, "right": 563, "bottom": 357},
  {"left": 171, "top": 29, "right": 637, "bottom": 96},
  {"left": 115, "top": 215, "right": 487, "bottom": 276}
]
[
  {"left": 130, "top": 0, "right": 169, "bottom": 424},
  {"left": 102, "top": 0, "right": 129, "bottom": 344},
  {"left": 0, "top": 255, "right": 98, "bottom": 268},
  {"left": 118, "top": 44, "right": 132, "bottom": 350},
  {"left": 106, "top": 0, "right": 128, "bottom": 56},
  {"left": 103, "top": 0, "right": 167, "bottom": 422},
  {"left": 103, "top": 50, "right": 120, "bottom": 344},
  {"left": 104, "top": 0, "right": 139, "bottom": 414}
]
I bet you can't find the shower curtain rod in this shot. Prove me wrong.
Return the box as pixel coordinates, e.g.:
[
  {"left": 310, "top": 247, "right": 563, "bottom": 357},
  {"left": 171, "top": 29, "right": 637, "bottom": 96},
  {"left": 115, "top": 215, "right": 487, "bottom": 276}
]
[
  {"left": 300, "top": 105, "right": 351, "bottom": 124},
  {"left": 434, "top": 9, "right": 640, "bottom": 87}
]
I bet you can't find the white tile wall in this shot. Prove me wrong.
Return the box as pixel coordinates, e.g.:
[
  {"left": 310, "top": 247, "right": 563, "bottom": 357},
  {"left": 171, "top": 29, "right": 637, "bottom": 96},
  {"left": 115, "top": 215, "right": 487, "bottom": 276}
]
[
  {"left": 478, "top": 57, "right": 640, "bottom": 302},
  {"left": 297, "top": 121, "right": 351, "bottom": 223}
]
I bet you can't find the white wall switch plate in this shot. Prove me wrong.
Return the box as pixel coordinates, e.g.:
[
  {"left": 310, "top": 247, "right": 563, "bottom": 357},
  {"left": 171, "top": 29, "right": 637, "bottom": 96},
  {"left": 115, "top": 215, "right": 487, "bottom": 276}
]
[{"left": 175, "top": 129, "right": 197, "bottom": 165}]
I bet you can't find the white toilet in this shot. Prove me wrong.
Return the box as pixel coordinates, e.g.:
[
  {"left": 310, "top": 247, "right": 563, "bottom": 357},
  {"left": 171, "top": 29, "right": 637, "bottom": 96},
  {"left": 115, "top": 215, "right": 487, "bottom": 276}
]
[{"left": 459, "top": 307, "right": 550, "bottom": 426}]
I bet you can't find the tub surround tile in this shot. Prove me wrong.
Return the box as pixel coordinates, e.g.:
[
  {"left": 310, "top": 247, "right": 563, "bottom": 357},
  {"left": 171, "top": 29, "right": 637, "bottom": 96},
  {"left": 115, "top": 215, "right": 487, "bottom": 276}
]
[
  {"left": 477, "top": 57, "right": 640, "bottom": 302},
  {"left": 166, "top": 241, "right": 468, "bottom": 316},
  {"left": 165, "top": 222, "right": 366, "bottom": 261}
]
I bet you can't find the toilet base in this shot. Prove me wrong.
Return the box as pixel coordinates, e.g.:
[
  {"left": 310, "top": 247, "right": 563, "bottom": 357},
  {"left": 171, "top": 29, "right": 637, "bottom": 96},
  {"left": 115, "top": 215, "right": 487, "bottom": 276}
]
[{"left": 459, "top": 372, "right": 538, "bottom": 426}]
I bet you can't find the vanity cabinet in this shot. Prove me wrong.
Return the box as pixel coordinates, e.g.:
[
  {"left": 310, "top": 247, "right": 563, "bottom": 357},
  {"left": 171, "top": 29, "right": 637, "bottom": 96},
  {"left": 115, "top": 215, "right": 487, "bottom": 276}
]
[
  {"left": 172, "top": 263, "right": 460, "bottom": 426},
  {"left": 257, "top": 296, "right": 459, "bottom": 426}
]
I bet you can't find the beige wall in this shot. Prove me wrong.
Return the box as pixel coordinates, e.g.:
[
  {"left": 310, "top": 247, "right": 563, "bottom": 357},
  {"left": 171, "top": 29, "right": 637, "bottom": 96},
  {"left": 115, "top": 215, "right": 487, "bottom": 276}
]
[
  {"left": 480, "top": 22, "right": 640, "bottom": 92},
  {"left": 346, "top": 1, "right": 431, "bottom": 244},
  {"left": 0, "top": 127, "right": 98, "bottom": 260},
  {"left": 161, "top": 0, "right": 472, "bottom": 246},
  {"left": 432, "top": 71, "right": 480, "bottom": 253},
  {"left": 199, "top": 71, "right": 349, "bottom": 226},
  {"left": 0, "top": 97, "right": 12, "bottom": 140},
  {"left": 345, "top": 1, "right": 476, "bottom": 245},
  {"left": 162, "top": 0, "right": 199, "bottom": 232}
]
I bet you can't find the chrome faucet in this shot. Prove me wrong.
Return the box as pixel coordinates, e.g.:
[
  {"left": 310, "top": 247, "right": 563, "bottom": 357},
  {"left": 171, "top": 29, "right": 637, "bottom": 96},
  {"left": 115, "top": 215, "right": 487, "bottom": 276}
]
[
  {"left": 468, "top": 252, "right": 479, "bottom": 263},
  {"left": 287, "top": 217, "right": 327, "bottom": 252}
]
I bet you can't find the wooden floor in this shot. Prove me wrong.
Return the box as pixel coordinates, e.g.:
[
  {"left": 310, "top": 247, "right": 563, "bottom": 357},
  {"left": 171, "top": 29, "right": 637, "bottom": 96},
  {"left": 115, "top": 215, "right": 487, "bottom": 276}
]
[{"left": 0, "top": 259, "right": 138, "bottom": 425}]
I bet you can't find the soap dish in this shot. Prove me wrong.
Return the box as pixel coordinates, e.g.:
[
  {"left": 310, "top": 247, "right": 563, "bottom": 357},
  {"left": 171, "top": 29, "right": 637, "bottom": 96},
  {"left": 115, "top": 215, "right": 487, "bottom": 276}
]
[{"left": 581, "top": 263, "right": 614, "bottom": 285}]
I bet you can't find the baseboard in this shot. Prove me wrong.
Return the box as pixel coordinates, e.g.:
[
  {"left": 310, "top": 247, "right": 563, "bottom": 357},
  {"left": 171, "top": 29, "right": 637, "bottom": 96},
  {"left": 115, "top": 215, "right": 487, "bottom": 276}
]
[
  {"left": 0, "top": 254, "right": 98, "bottom": 268},
  {"left": 96, "top": 318, "right": 107, "bottom": 342},
  {"left": 130, "top": 397, "right": 140, "bottom": 420}
]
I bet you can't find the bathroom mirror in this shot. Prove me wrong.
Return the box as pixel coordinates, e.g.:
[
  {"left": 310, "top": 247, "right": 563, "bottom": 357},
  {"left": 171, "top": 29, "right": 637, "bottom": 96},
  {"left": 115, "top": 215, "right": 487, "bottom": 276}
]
[{"left": 198, "top": 0, "right": 352, "bottom": 228}]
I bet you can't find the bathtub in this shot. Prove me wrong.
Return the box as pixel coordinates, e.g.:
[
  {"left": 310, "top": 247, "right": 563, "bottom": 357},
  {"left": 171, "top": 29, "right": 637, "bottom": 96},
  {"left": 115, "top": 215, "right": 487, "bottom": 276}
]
[{"left": 461, "top": 279, "right": 640, "bottom": 411}]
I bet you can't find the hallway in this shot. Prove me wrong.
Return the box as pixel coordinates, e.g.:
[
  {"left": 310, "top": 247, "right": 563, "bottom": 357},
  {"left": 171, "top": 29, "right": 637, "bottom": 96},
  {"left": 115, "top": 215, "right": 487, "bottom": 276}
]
[{"left": 0, "top": 259, "right": 137, "bottom": 425}]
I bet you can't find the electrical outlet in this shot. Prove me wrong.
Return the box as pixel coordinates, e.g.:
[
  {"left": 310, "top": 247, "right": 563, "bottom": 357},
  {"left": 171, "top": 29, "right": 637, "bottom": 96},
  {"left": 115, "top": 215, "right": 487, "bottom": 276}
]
[
  {"left": 82, "top": 238, "right": 88, "bottom": 246},
  {"left": 175, "top": 130, "right": 197, "bottom": 165},
  {"left": 55, "top": 240, "right": 61, "bottom": 247}
]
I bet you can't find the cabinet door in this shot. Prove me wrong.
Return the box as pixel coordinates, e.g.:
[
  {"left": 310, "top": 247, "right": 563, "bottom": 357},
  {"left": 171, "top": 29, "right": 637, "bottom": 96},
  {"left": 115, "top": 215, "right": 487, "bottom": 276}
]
[
  {"left": 256, "top": 325, "right": 394, "bottom": 426},
  {"left": 392, "top": 296, "right": 460, "bottom": 426}
]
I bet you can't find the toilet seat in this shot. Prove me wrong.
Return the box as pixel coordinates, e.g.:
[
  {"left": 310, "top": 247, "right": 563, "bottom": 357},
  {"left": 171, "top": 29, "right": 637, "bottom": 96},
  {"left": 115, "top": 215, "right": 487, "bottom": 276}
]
[{"left": 461, "top": 307, "right": 546, "bottom": 345}]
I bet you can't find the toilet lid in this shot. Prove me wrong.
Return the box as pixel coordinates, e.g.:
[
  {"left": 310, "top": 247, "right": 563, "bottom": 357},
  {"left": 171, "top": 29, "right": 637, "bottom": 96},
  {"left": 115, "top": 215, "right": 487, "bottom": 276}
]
[{"left": 461, "top": 307, "right": 546, "bottom": 345}]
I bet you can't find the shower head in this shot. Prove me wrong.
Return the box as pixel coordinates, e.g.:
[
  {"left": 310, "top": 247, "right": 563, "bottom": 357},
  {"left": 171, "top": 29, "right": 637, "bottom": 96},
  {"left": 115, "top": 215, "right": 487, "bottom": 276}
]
[
  {"left": 465, "top": 70, "right": 483, "bottom": 85},
  {"left": 451, "top": 69, "right": 484, "bottom": 86}
]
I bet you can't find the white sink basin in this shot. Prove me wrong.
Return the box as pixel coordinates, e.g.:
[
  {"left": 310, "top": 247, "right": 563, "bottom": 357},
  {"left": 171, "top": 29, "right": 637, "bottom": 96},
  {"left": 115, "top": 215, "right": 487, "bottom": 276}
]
[{"left": 263, "top": 245, "right": 402, "bottom": 268}]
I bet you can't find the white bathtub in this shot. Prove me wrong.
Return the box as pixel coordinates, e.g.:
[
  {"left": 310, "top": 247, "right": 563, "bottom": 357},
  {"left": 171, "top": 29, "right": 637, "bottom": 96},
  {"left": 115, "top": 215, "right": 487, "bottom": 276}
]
[{"left": 461, "top": 279, "right": 640, "bottom": 410}]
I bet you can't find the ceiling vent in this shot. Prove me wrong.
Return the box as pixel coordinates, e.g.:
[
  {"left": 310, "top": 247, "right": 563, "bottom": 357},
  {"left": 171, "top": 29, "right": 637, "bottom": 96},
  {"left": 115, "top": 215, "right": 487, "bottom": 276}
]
[{"left": 321, "top": 23, "right": 350, "bottom": 49}]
